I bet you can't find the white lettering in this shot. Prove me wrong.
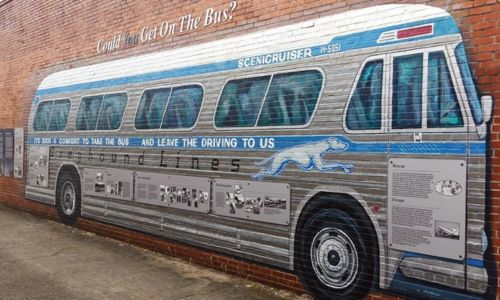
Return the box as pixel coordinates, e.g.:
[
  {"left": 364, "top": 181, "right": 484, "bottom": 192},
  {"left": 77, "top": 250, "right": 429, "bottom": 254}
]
[
  {"left": 204, "top": 8, "right": 214, "bottom": 26},
  {"left": 140, "top": 26, "right": 149, "bottom": 43},
  {"left": 265, "top": 54, "right": 272, "bottom": 64},
  {"left": 304, "top": 48, "right": 312, "bottom": 58},
  {"left": 141, "top": 138, "right": 154, "bottom": 147},
  {"left": 96, "top": 40, "right": 103, "bottom": 53},
  {"left": 238, "top": 48, "right": 313, "bottom": 68},
  {"left": 105, "top": 138, "right": 115, "bottom": 146},
  {"left": 96, "top": 34, "right": 121, "bottom": 54},
  {"left": 201, "top": 137, "right": 237, "bottom": 148},
  {"left": 92, "top": 138, "right": 104, "bottom": 145},
  {"left": 59, "top": 138, "right": 80, "bottom": 145},
  {"left": 159, "top": 21, "right": 176, "bottom": 37},
  {"left": 182, "top": 138, "right": 197, "bottom": 147},
  {"left": 118, "top": 138, "right": 129, "bottom": 146}
]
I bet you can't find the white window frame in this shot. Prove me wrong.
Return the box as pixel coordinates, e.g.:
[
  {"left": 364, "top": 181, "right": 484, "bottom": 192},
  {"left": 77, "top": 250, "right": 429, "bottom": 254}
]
[
  {"left": 342, "top": 55, "right": 388, "bottom": 134},
  {"left": 445, "top": 43, "right": 477, "bottom": 131},
  {"left": 212, "top": 67, "right": 325, "bottom": 131},
  {"left": 33, "top": 99, "right": 72, "bottom": 133},
  {"left": 75, "top": 92, "right": 128, "bottom": 133},
  {"left": 132, "top": 83, "right": 205, "bottom": 132},
  {"left": 388, "top": 46, "right": 468, "bottom": 133}
]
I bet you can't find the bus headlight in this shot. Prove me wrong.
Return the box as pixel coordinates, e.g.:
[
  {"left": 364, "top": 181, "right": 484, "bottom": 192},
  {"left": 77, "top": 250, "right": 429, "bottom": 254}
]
[
  {"left": 481, "top": 228, "right": 488, "bottom": 255},
  {"left": 481, "top": 95, "right": 492, "bottom": 123}
]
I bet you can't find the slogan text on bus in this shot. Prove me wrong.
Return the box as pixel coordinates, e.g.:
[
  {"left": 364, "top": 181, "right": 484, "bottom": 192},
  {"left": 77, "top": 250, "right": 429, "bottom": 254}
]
[
  {"left": 96, "top": 1, "right": 238, "bottom": 54},
  {"left": 32, "top": 136, "right": 275, "bottom": 150}
]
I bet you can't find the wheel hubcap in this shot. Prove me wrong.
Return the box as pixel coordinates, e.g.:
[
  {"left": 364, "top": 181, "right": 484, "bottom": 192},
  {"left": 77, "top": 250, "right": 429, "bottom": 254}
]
[
  {"left": 327, "top": 250, "right": 341, "bottom": 266},
  {"left": 61, "top": 182, "right": 75, "bottom": 216},
  {"left": 311, "top": 227, "right": 359, "bottom": 289}
]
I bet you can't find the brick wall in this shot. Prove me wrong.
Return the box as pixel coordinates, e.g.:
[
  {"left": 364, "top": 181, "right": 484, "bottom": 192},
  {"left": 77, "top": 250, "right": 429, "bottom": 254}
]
[{"left": 0, "top": 0, "right": 498, "bottom": 299}]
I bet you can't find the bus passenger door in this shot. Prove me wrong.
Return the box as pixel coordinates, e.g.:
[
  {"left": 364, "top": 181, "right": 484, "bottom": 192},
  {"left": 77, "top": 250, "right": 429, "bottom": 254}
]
[{"left": 386, "top": 48, "right": 469, "bottom": 292}]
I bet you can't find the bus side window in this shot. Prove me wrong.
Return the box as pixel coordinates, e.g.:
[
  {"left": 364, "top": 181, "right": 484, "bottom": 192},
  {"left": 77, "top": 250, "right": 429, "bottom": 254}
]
[
  {"left": 161, "top": 85, "right": 203, "bottom": 129},
  {"left": 392, "top": 54, "right": 423, "bottom": 129},
  {"left": 135, "top": 88, "right": 171, "bottom": 130},
  {"left": 257, "top": 70, "right": 322, "bottom": 127},
  {"left": 96, "top": 93, "right": 128, "bottom": 130},
  {"left": 48, "top": 99, "right": 71, "bottom": 131},
  {"left": 215, "top": 76, "right": 270, "bottom": 128},
  {"left": 346, "top": 60, "right": 383, "bottom": 130},
  {"left": 427, "top": 51, "right": 463, "bottom": 128},
  {"left": 455, "top": 44, "right": 482, "bottom": 125},
  {"left": 33, "top": 101, "right": 54, "bottom": 131},
  {"left": 76, "top": 95, "right": 103, "bottom": 131}
]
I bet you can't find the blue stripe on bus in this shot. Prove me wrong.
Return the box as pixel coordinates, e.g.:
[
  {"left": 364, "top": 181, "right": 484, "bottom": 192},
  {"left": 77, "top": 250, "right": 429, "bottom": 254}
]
[
  {"left": 34, "top": 60, "right": 239, "bottom": 99},
  {"left": 467, "top": 258, "right": 485, "bottom": 268},
  {"left": 390, "top": 142, "right": 467, "bottom": 155},
  {"left": 325, "top": 15, "right": 458, "bottom": 50},
  {"left": 27, "top": 135, "right": 485, "bottom": 156},
  {"left": 34, "top": 16, "right": 457, "bottom": 98},
  {"left": 402, "top": 251, "right": 485, "bottom": 268},
  {"left": 470, "top": 142, "right": 486, "bottom": 156},
  {"left": 389, "top": 271, "right": 484, "bottom": 300}
]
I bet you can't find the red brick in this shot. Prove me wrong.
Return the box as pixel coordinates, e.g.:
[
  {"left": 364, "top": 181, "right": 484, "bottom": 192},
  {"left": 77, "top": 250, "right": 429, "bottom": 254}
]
[{"left": 1, "top": 1, "right": 500, "bottom": 299}]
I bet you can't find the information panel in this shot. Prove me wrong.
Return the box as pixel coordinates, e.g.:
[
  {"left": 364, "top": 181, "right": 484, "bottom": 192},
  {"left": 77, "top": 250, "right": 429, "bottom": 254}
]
[
  {"left": 135, "top": 172, "right": 210, "bottom": 213},
  {"left": 27, "top": 146, "right": 50, "bottom": 187},
  {"left": 213, "top": 179, "right": 290, "bottom": 225},
  {"left": 3, "top": 129, "right": 14, "bottom": 177},
  {"left": 14, "top": 128, "right": 24, "bottom": 178},
  {"left": 0, "top": 129, "right": 3, "bottom": 176},
  {"left": 388, "top": 158, "right": 466, "bottom": 260},
  {"left": 83, "top": 168, "right": 134, "bottom": 201}
]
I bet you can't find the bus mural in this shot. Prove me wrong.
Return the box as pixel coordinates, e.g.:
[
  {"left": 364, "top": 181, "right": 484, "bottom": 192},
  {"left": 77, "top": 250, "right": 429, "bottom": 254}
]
[{"left": 25, "top": 4, "right": 492, "bottom": 300}]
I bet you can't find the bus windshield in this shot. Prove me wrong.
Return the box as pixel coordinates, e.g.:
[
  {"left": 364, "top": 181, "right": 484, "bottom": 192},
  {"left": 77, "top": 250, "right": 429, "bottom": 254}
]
[{"left": 454, "top": 43, "right": 483, "bottom": 125}]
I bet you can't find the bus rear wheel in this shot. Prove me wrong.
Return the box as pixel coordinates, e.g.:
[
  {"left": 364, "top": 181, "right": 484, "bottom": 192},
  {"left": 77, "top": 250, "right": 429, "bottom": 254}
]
[
  {"left": 296, "top": 209, "right": 373, "bottom": 300},
  {"left": 56, "top": 170, "right": 81, "bottom": 225}
]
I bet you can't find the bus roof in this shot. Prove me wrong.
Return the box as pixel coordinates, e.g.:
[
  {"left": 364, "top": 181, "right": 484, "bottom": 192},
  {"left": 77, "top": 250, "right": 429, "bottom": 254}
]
[{"left": 35, "top": 4, "right": 457, "bottom": 98}]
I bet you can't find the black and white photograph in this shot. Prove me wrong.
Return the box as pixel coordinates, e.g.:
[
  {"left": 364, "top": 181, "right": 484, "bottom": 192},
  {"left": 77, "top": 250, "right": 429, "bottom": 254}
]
[
  {"left": 159, "top": 185, "right": 166, "bottom": 202},
  {"left": 168, "top": 186, "right": 176, "bottom": 203},
  {"left": 434, "top": 180, "right": 462, "bottom": 197},
  {"left": 435, "top": 221, "right": 460, "bottom": 240},
  {"left": 244, "top": 197, "right": 263, "bottom": 215},
  {"left": 107, "top": 181, "right": 123, "bottom": 197},
  {"left": 263, "top": 197, "right": 286, "bottom": 209},
  {"left": 94, "top": 182, "right": 105, "bottom": 193}
]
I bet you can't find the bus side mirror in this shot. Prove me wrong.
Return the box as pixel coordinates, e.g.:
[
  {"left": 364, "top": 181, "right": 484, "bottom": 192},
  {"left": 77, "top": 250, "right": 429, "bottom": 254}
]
[{"left": 481, "top": 95, "right": 493, "bottom": 123}]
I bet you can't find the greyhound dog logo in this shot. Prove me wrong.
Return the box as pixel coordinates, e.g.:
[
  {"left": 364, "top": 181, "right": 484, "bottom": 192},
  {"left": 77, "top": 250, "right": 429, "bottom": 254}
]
[{"left": 252, "top": 137, "right": 354, "bottom": 180}]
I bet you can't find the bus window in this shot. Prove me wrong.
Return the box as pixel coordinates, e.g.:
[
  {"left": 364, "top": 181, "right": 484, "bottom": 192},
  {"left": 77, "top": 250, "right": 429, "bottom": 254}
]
[
  {"left": 257, "top": 70, "right": 322, "bottom": 127},
  {"left": 427, "top": 51, "right": 463, "bottom": 128},
  {"left": 47, "top": 99, "right": 71, "bottom": 131},
  {"left": 76, "top": 95, "right": 103, "bottom": 130},
  {"left": 33, "top": 101, "right": 54, "bottom": 131},
  {"left": 96, "top": 93, "right": 127, "bottom": 130},
  {"left": 346, "top": 60, "right": 383, "bottom": 130},
  {"left": 34, "top": 99, "right": 71, "bottom": 132},
  {"left": 455, "top": 43, "right": 483, "bottom": 125},
  {"left": 215, "top": 76, "right": 270, "bottom": 128},
  {"left": 161, "top": 85, "right": 203, "bottom": 129},
  {"left": 135, "top": 88, "right": 171, "bottom": 130},
  {"left": 392, "top": 54, "right": 423, "bottom": 129}
]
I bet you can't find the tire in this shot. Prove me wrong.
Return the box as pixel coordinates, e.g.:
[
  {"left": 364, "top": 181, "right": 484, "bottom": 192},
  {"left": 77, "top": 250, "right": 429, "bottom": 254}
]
[
  {"left": 296, "top": 208, "right": 374, "bottom": 300},
  {"left": 55, "top": 170, "right": 81, "bottom": 225}
]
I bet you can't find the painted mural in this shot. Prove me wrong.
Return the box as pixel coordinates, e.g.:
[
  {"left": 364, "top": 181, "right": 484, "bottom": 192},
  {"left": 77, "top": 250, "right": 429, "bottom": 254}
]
[{"left": 25, "top": 4, "right": 493, "bottom": 300}]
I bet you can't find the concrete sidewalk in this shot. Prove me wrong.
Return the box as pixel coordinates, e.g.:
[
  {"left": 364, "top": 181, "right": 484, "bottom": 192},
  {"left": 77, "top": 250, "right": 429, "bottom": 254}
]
[{"left": 0, "top": 204, "right": 310, "bottom": 300}]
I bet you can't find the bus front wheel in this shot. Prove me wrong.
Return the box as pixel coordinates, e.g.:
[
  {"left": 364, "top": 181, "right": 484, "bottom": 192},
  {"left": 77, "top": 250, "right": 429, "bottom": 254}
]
[
  {"left": 56, "top": 170, "right": 81, "bottom": 225},
  {"left": 296, "top": 209, "right": 373, "bottom": 300}
]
